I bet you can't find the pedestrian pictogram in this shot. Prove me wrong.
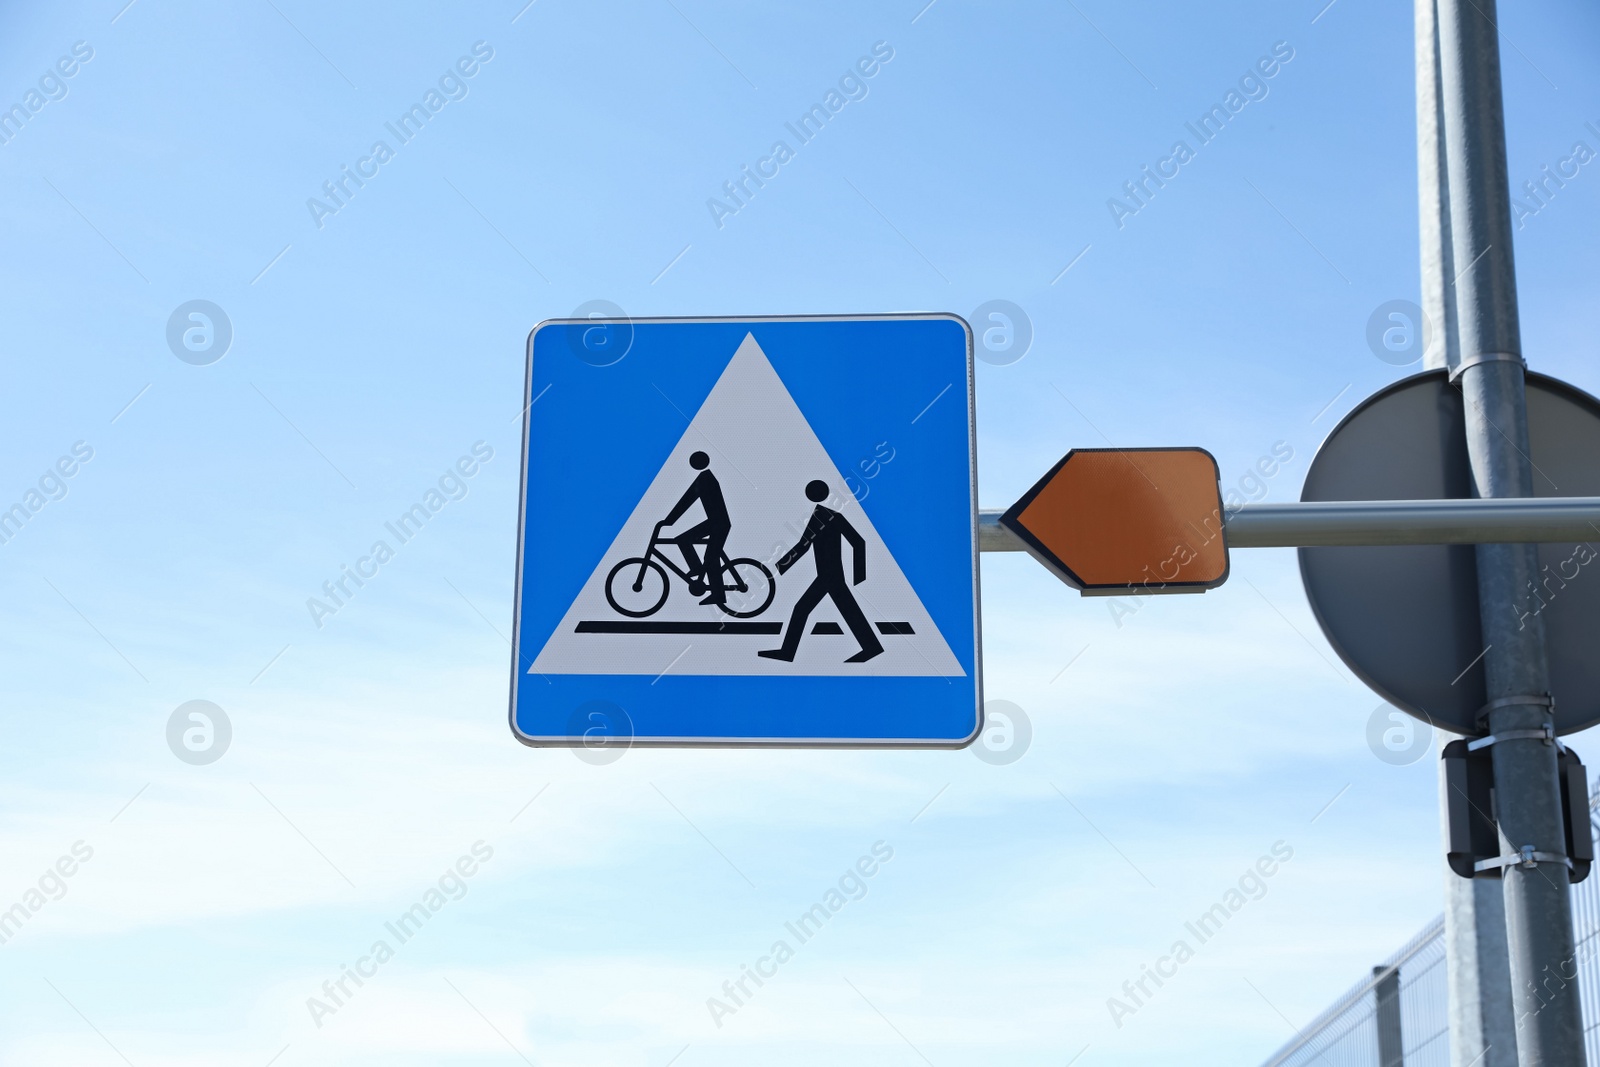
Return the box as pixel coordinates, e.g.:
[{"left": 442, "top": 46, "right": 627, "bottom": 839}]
[
  {"left": 512, "top": 316, "right": 981, "bottom": 746},
  {"left": 759, "top": 478, "right": 883, "bottom": 664}
]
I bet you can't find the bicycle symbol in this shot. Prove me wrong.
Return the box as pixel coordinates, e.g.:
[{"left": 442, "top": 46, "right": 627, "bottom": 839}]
[{"left": 604, "top": 522, "right": 776, "bottom": 619}]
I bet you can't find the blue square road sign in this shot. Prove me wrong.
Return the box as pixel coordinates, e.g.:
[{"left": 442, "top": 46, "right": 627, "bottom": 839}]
[{"left": 510, "top": 314, "right": 981, "bottom": 747}]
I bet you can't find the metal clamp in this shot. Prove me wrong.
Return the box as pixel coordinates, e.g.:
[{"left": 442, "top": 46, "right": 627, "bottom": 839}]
[
  {"left": 1467, "top": 722, "right": 1562, "bottom": 753},
  {"left": 1450, "top": 350, "right": 1527, "bottom": 380},
  {"left": 1474, "top": 845, "right": 1573, "bottom": 873},
  {"left": 1472, "top": 694, "right": 1557, "bottom": 739}
]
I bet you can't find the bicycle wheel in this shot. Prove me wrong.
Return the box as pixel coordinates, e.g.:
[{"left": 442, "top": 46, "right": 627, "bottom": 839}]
[
  {"left": 718, "top": 558, "right": 776, "bottom": 618},
  {"left": 605, "top": 557, "right": 670, "bottom": 617}
]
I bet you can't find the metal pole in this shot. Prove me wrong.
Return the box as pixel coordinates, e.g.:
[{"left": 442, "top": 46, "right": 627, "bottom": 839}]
[
  {"left": 1416, "top": 2, "right": 1518, "bottom": 1062},
  {"left": 1222, "top": 498, "right": 1600, "bottom": 547},
  {"left": 974, "top": 497, "right": 1600, "bottom": 552},
  {"left": 1437, "top": 0, "right": 1586, "bottom": 1062},
  {"left": 1438, "top": 733, "right": 1519, "bottom": 1067},
  {"left": 1375, "top": 964, "right": 1406, "bottom": 1067},
  {"left": 1416, "top": 0, "right": 1459, "bottom": 378}
]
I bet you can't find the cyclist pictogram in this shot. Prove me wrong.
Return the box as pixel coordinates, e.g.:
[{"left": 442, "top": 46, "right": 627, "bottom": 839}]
[{"left": 602, "top": 450, "right": 776, "bottom": 619}]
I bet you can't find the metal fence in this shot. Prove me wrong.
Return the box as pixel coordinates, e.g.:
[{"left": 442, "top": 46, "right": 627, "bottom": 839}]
[{"left": 1257, "top": 786, "right": 1600, "bottom": 1067}]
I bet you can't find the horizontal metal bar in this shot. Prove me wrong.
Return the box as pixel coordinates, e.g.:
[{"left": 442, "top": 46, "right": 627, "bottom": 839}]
[
  {"left": 977, "top": 510, "right": 1023, "bottom": 551},
  {"left": 1224, "top": 497, "right": 1600, "bottom": 547},
  {"left": 977, "top": 497, "right": 1600, "bottom": 553}
]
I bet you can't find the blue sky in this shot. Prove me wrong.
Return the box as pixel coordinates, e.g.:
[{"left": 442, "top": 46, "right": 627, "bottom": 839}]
[{"left": 1, "top": 0, "right": 1599, "bottom": 1064}]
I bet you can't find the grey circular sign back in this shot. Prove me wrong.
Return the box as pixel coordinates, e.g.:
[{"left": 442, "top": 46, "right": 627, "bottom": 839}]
[{"left": 1299, "top": 369, "right": 1600, "bottom": 735}]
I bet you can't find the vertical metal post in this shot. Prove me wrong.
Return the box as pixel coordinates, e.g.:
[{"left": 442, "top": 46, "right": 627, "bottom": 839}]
[
  {"left": 1417, "top": 3, "right": 1518, "bottom": 1064},
  {"left": 1436, "top": 0, "right": 1586, "bottom": 1063},
  {"left": 1438, "top": 731, "right": 1519, "bottom": 1067},
  {"left": 1375, "top": 965, "right": 1406, "bottom": 1067},
  {"left": 1415, "top": 0, "right": 1458, "bottom": 377}
]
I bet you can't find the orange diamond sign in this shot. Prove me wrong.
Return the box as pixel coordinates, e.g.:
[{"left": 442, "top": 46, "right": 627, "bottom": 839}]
[{"left": 999, "top": 448, "right": 1229, "bottom": 594}]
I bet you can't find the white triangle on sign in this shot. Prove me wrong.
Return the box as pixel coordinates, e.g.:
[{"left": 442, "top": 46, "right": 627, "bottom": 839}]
[{"left": 530, "top": 333, "right": 966, "bottom": 678}]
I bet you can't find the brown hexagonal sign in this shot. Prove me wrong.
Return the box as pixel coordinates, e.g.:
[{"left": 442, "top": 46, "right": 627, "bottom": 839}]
[{"left": 999, "top": 447, "right": 1229, "bottom": 594}]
